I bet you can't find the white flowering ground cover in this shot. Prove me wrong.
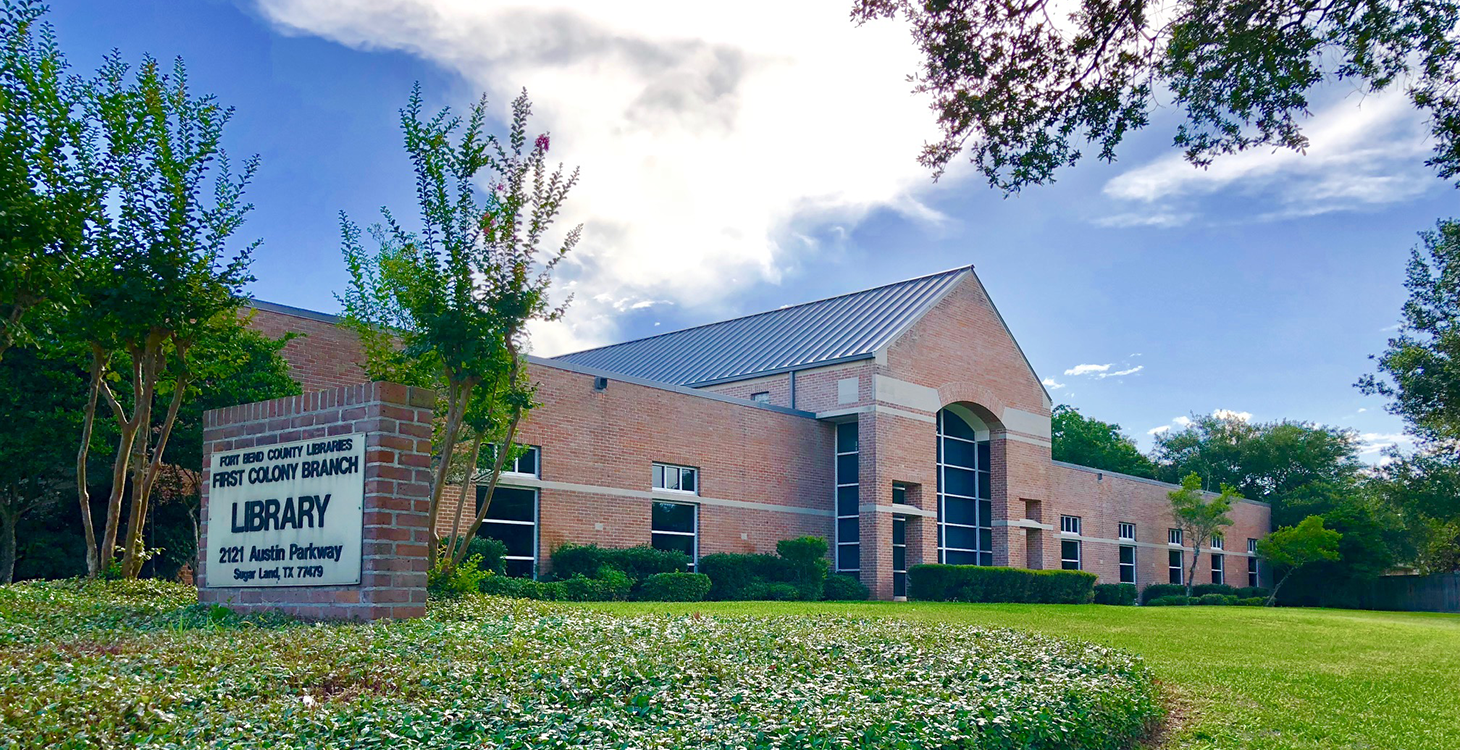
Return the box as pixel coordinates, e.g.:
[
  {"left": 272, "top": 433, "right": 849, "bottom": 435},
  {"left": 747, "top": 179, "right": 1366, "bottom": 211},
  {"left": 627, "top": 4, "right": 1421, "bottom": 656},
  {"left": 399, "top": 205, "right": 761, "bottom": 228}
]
[{"left": 0, "top": 580, "right": 1161, "bottom": 749}]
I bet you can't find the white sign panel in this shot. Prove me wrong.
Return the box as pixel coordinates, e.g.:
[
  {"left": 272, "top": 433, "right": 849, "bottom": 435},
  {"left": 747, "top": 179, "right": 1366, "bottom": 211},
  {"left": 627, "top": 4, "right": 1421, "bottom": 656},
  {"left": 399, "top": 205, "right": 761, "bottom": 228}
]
[{"left": 205, "top": 433, "right": 366, "bottom": 587}]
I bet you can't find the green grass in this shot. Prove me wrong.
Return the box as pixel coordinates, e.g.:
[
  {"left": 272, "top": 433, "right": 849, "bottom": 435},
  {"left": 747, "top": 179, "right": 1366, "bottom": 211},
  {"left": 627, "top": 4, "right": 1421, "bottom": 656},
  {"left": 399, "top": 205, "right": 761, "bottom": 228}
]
[{"left": 587, "top": 600, "right": 1460, "bottom": 750}]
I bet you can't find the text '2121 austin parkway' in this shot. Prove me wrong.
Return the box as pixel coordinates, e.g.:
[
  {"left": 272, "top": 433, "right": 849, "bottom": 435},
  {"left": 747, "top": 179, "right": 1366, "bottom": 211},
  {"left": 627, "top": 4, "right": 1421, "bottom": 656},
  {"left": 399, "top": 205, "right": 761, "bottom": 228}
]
[{"left": 205, "top": 434, "right": 366, "bottom": 587}]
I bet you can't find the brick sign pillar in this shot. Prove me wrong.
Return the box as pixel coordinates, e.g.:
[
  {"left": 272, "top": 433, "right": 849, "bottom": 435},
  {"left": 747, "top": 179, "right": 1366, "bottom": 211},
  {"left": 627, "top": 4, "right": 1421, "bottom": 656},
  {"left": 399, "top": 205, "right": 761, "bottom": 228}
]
[{"left": 197, "top": 382, "right": 435, "bottom": 620}]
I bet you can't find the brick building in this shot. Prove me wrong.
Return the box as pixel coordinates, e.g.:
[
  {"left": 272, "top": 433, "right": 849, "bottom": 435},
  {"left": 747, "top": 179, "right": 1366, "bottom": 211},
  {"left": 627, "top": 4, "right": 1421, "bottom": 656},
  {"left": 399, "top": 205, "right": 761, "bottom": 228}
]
[{"left": 250, "top": 266, "right": 1270, "bottom": 600}]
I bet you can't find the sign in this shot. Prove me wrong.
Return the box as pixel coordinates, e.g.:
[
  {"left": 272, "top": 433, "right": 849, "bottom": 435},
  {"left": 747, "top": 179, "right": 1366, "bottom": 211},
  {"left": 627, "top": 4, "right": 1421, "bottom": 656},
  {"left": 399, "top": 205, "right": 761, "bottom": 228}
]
[{"left": 204, "top": 433, "right": 366, "bottom": 587}]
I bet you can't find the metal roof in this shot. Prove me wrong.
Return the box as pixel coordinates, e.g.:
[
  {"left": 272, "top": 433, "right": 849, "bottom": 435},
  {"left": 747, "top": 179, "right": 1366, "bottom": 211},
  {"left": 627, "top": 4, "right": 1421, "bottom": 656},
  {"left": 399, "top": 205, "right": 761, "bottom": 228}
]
[{"left": 551, "top": 266, "right": 973, "bottom": 386}]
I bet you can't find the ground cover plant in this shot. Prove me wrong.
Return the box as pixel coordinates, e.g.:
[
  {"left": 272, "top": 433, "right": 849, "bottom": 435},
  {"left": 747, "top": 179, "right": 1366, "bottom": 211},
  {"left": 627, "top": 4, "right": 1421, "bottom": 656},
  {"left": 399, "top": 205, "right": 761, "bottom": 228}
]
[
  {"left": 0, "top": 580, "right": 1160, "bottom": 749},
  {"left": 600, "top": 599, "right": 1460, "bottom": 750}
]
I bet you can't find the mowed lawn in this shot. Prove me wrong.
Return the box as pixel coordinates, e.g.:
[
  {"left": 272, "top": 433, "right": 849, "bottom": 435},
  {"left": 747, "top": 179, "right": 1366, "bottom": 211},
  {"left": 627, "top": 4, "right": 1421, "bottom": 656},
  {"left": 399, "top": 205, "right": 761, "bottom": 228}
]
[{"left": 589, "top": 601, "right": 1460, "bottom": 750}]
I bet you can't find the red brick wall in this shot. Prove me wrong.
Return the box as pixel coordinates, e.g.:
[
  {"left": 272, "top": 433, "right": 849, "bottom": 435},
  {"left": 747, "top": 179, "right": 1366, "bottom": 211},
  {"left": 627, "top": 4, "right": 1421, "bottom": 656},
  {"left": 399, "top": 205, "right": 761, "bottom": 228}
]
[
  {"left": 197, "top": 381, "right": 435, "bottom": 620},
  {"left": 246, "top": 305, "right": 370, "bottom": 393}
]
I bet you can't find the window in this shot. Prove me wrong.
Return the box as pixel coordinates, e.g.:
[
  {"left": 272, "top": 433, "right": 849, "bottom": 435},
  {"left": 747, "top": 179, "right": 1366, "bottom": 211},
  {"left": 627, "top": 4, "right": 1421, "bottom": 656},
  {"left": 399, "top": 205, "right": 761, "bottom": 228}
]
[
  {"left": 936, "top": 408, "right": 993, "bottom": 566},
  {"left": 1061, "top": 539, "right": 1082, "bottom": 570},
  {"left": 1119, "top": 522, "right": 1136, "bottom": 541},
  {"left": 1211, "top": 553, "right": 1225, "bottom": 585},
  {"left": 1212, "top": 533, "right": 1224, "bottom": 550},
  {"left": 483, "top": 444, "right": 540, "bottom": 478},
  {"left": 1168, "top": 528, "right": 1183, "bottom": 546},
  {"left": 835, "top": 421, "right": 860, "bottom": 572},
  {"left": 653, "top": 463, "right": 698, "bottom": 494},
  {"left": 1248, "top": 537, "right": 1258, "bottom": 554},
  {"left": 1248, "top": 555, "right": 1260, "bottom": 588},
  {"left": 651, "top": 501, "right": 697, "bottom": 570},
  {"left": 892, "top": 483, "right": 908, "bottom": 505},
  {"left": 892, "top": 516, "right": 907, "bottom": 597},
  {"left": 1168, "top": 550, "right": 1183, "bottom": 584},
  {"left": 1119, "top": 545, "right": 1136, "bottom": 584},
  {"left": 1060, "top": 515, "right": 1082, "bottom": 535},
  {"left": 475, "top": 485, "right": 538, "bottom": 578},
  {"left": 751, "top": 391, "right": 770, "bottom": 404}
]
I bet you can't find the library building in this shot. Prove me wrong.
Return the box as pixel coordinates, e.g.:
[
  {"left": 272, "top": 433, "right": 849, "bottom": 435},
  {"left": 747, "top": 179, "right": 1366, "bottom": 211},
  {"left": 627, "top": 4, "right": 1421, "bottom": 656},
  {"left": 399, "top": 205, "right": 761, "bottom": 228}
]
[{"left": 247, "top": 265, "right": 1271, "bottom": 600}]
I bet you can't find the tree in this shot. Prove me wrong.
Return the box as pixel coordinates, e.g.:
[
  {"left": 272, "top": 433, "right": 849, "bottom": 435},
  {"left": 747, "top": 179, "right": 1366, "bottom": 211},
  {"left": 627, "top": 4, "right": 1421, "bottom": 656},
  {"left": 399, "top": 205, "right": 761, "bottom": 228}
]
[
  {"left": 852, "top": 0, "right": 1460, "bottom": 193},
  {"left": 1360, "top": 220, "right": 1460, "bottom": 450},
  {"left": 1256, "top": 515, "right": 1342, "bottom": 605},
  {"left": 340, "top": 85, "right": 580, "bottom": 573},
  {"left": 0, "top": 0, "right": 97, "bottom": 359},
  {"left": 1152, "top": 412, "right": 1363, "bottom": 527},
  {"left": 1050, "top": 404, "right": 1157, "bottom": 478},
  {"left": 1168, "top": 472, "right": 1236, "bottom": 596},
  {"left": 71, "top": 53, "right": 258, "bottom": 578}
]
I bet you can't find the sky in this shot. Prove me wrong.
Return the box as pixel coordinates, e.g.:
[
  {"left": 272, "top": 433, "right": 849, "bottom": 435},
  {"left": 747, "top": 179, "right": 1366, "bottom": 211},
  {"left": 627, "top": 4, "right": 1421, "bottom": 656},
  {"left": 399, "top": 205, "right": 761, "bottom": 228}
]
[{"left": 44, "top": 0, "right": 1459, "bottom": 461}]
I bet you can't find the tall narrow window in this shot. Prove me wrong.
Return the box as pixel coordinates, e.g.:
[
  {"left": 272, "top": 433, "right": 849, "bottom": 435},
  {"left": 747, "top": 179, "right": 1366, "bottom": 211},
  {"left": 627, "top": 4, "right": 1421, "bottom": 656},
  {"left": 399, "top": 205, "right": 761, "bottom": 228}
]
[
  {"left": 1212, "top": 533, "right": 1224, "bottom": 550},
  {"left": 1168, "top": 549, "right": 1183, "bottom": 584},
  {"left": 1061, "top": 539, "right": 1082, "bottom": 570},
  {"left": 651, "top": 501, "right": 697, "bottom": 570},
  {"left": 1211, "top": 553, "right": 1225, "bottom": 585},
  {"left": 475, "top": 485, "right": 538, "bottom": 578},
  {"left": 936, "top": 408, "right": 993, "bottom": 566},
  {"left": 1119, "top": 545, "right": 1136, "bottom": 584},
  {"left": 892, "top": 516, "right": 907, "bottom": 597},
  {"left": 1247, "top": 538, "right": 1260, "bottom": 587},
  {"left": 835, "top": 421, "right": 860, "bottom": 573}
]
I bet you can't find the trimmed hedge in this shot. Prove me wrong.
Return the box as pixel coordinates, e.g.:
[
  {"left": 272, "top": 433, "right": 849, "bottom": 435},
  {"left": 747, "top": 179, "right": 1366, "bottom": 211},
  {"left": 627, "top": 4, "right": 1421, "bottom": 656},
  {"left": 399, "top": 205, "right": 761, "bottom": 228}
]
[
  {"left": 699, "top": 536, "right": 834, "bottom": 601},
  {"left": 823, "top": 573, "right": 871, "bottom": 601},
  {"left": 478, "top": 571, "right": 630, "bottom": 602},
  {"left": 551, "top": 544, "right": 690, "bottom": 582},
  {"left": 1236, "top": 586, "right": 1271, "bottom": 600},
  {"left": 1139, "top": 584, "right": 1187, "bottom": 604},
  {"left": 699, "top": 553, "right": 789, "bottom": 600},
  {"left": 635, "top": 572, "right": 711, "bottom": 602},
  {"left": 1197, "top": 593, "right": 1239, "bottom": 606},
  {"left": 1238, "top": 596, "right": 1267, "bottom": 606},
  {"left": 1146, "top": 595, "right": 1192, "bottom": 606},
  {"left": 1093, "top": 583, "right": 1138, "bottom": 606},
  {"left": 907, "top": 565, "right": 1097, "bottom": 604}
]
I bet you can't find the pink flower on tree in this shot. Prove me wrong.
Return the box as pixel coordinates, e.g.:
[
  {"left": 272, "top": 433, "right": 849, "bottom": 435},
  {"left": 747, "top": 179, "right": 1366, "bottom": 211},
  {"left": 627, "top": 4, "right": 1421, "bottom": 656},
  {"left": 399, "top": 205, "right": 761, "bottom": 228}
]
[{"left": 535, "top": 133, "right": 550, "bottom": 152}]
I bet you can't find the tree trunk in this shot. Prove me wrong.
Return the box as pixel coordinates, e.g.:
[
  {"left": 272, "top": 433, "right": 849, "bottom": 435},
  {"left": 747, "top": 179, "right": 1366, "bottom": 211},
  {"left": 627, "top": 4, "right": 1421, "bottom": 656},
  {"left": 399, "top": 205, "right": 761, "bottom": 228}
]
[
  {"left": 76, "top": 349, "right": 105, "bottom": 576},
  {"left": 455, "top": 409, "right": 522, "bottom": 567},
  {"left": 425, "top": 377, "right": 472, "bottom": 568},
  {"left": 444, "top": 431, "right": 486, "bottom": 563},
  {"left": 1185, "top": 546, "right": 1202, "bottom": 597},
  {"left": 1266, "top": 570, "right": 1293, "bottom": 607},
  {"left": 0, "top": 506, "right": 16, "bottom": 585},
  {"left": 121, "top": 351, "right": 189, "bottom": 578}
]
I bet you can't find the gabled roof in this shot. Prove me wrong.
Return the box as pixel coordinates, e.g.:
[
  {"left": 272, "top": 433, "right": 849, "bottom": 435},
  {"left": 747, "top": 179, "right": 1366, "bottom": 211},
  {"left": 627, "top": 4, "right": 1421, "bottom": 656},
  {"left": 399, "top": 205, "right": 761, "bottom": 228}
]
[{"left": 551, "top": 266, "right": 973, "bottom": 387}]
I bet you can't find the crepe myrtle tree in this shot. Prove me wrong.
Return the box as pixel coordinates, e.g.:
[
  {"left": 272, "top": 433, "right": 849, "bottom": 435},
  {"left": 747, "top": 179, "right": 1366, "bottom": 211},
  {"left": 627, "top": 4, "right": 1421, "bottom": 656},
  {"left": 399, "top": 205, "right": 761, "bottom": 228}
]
[
  {"left": 0, "top": 1, "right": 99, "bottom": 360},
  {"left": 852, "top": 0, "right": 1460, "bottom": 193},
  {"left": 1257, "top": 515, "right": 1341, "bottom": 605},
  {"left": 72, "top": 52, "right": 259, "bottom": 579},
  {"left": 1168, "top": 472, "right": 1236, "bottom": 596},
  {"left": 339, "top": 85, "right": 580, "bottom": 572}
]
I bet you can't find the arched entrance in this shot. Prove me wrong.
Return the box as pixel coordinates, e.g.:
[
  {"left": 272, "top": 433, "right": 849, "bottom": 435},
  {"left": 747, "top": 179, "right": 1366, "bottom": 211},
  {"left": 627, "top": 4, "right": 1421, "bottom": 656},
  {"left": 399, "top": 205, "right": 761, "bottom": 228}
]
[{"left": 936, "top": 405, "right": 994, "bottom": 566}]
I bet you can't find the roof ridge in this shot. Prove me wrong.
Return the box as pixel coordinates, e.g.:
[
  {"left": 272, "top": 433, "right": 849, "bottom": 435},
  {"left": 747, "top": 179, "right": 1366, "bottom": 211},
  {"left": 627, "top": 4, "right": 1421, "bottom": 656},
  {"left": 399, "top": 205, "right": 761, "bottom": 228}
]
[{"left": 553, "top": 264, "right": 974, "bottom": 359}]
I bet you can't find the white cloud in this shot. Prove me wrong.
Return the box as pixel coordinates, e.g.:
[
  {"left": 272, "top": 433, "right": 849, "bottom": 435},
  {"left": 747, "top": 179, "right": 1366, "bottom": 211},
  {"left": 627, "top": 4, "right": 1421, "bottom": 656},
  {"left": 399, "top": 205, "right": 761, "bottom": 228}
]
[
  {"left": 1064, "top": 363, "right": 1111, "bottom": 376},
  {"left": 1101, "top": 90, "right": 1437, "bottom": 225},
  {"left": 1100, "top": 365, "right": 1143, "bottom": 378},
  {"left": 255, "top": 0, "right": 950, "bottom": 355},
  {"left": 1358, "top": 432, "right": 1414, "bottom": 456},
  {"left": 1041, "top": 377, "right": 1066, "bottom": 390},
  {"left": 1173, "top": 416, "right": 1193, "bottom": 427},
  {"left": 1147, "top": 425, "right": 1171, "bottom": 436},
  {"left": 1062, "top": 362, "right": 1142, "bottom": 379},
  {"left": 1213, "top": 409, "right": 1253, "bottom": 423}
]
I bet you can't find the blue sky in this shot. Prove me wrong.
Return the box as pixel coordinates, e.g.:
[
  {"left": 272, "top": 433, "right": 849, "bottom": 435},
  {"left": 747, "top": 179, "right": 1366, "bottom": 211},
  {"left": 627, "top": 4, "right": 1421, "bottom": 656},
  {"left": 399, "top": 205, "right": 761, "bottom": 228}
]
[{"left": 46, "top": 0, "right": 1458, "bottom": 460}]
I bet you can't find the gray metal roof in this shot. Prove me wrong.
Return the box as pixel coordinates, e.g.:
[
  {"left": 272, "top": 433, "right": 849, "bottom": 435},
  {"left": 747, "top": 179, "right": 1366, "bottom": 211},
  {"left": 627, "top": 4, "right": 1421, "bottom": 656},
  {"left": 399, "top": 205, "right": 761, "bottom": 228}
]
[{"left": 552, "top": 266, "right": 973, "bottom": 386}]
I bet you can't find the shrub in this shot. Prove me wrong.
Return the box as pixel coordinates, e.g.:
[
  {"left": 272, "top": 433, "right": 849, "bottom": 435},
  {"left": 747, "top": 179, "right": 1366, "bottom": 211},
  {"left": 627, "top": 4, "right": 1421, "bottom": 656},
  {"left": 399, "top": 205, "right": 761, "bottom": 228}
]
[
  {"left": 907, "top": 565, "right": 1097, "bottom": 604},
  {"left": 441, "top": 536, "right": 508, "bottom": 575},
  {"left": 745, "top": 581, "right": 802, "bottom": 601},
  {"left": 427, "top": 555, "right": 490, "bottom": 600},
  {"left": 1236, "top": 586, "right": 1271, "bottom": 600},
  {"left": 1093, "top": 583, "right": 1138, "bottom": 606},
  {"left": 1139, "top": 583, "right": 1188, "bottom": 604},
  {"left": 636, "top": 572, "right": 712, "bottom": 601},
  {"left": 776, "top": 536, "right": 831, "bottom": 600},
  {"left": 480, "top": 573, "right": 559, "bottom": 600},
  {"left": 1146, "top": 595, "right": 1192, "bottom": 606},
  {"left": 1197, "top": 594, "right": 1239, "bottom": 606},
  {"left": 1191, "top": 584, "right": 1237, "bottom": 598},
  {"left": 1238, "top": 596, "right": 1267, "bottom": 606},
  {"left": 550, "top": 543, "right": 690, "bottom": 582},
  {"left": 561, "top": 574, "right": 626, "bottom": 602},
  {"left": 823, "top": 572, "right": 871, "bottom": 601},
  {"left": 700, "top": 553, "right": 784, "bottom": 599}
]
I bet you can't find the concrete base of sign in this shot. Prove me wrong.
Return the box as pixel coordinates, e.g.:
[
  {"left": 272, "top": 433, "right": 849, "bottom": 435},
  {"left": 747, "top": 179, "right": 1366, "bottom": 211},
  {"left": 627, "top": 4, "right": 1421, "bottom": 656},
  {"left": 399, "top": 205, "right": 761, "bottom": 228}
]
[{"left": 197, "top": 382, "right": 435, "bottom": 620}]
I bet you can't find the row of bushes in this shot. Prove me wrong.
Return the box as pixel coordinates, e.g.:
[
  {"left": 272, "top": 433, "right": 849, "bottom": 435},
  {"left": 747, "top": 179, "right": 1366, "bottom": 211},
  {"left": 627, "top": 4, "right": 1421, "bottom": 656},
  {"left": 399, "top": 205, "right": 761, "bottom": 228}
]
[
  {"left": 1139, "top": 583, "right": 1270, "bottom": 604},
  {"left": 907, "top": 564, "right": 1098, "bottom": 603},
  {"left": 479, "top": 570, "right": 712, "bottom": 602},
  {"left": 1147, "top": 594, "right": 1267, "bottom": 606}
]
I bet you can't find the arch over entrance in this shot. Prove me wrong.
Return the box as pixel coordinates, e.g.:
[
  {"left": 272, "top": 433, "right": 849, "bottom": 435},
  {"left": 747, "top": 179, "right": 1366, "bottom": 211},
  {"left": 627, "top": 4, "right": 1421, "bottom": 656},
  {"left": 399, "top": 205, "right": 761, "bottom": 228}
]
[{"left": 936, "top": 405, "right": 994, "bottom": 566}]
